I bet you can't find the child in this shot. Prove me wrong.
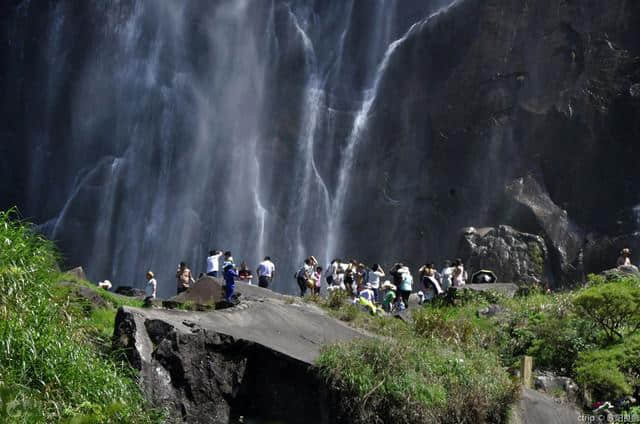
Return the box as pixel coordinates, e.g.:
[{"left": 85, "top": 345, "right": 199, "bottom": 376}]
[{"left": 381, "top": 281, "right": 396, "bottom": 313}]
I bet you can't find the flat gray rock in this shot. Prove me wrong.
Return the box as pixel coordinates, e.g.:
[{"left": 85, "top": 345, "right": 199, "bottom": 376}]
[
  {"left": 512, "top": 388, "right": 581, "bottom": 424},
  {"left": 120, "top": 298, "right": 364, "bottom": 364},
  {"left": 114, "top": 297, "right": 368, "bottom": 423},
  {"left": 465, "top": 283, "right": 520, "bottom": 297}
]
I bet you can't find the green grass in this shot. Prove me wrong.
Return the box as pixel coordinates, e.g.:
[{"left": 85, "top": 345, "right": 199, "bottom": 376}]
[
  {"left": 314, "top": 274, "right": 640, "bottom": 418},
  {"left": 313, "top": 290, "right": 518, "bottom": 423},
  {"left": 60, "top": 274, "right": 145, "bottom": 308},
  {"left": 318, "top": 337, "right": 518, "bottom": 424},
  {"left": 0, "top": 209, "right": 162, "bottom": 423}
]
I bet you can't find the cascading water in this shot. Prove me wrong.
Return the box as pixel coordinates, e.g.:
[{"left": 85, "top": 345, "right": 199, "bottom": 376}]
[{"left": 6, "top": 0, "right": 464, "bottom": 296}]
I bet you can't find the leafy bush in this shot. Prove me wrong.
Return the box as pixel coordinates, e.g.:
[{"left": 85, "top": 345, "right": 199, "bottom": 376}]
[
  {"left": 575, "top": 336, "right": 640, "bottom": 400},
  {"left": 0, "top": 210, "right": 161, "bottom": 423},
  {"left": 525, "top": 314, "right": 594, "bottom": 375},
  {"left": 317, "top": 337, "right": 518, "bottom": 424},
  {"left": 573, "top": 279, "right": 640, "bottom": 342}
]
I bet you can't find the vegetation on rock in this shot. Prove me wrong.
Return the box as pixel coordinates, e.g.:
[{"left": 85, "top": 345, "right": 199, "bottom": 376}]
[
  {"left": 0, "top": 210, "right": 161, "bottom": 423},
  {"left": 316, "top": 274, "right": 640, "bottom": 422}
]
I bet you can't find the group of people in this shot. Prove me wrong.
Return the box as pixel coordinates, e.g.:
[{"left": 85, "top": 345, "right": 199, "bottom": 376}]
[
  {"left": 185, "top": 251, "right": 275, "bottom": 302},
  {"left": 141, "top": 250, "right": 276, "bottom": 304},
  {"left": 141, "top": 248, "right": 482, "bottom": 313},
  {"left": 295, "top": 257, "right": 470, "bottom": 313},
  {"left": 132, "top": 243, "right": 638, "bottom": 311}
]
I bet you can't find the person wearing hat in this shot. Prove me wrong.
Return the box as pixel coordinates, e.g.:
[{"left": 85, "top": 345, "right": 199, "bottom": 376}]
[
  {"left": 144, "top": 271, "right": 157, "bottom": 301},
  {"left": 617, "top": 248, "right": 632, "bottom": 267},
  {"left": 359, "top": 282, "right": 375, "bottom": 303},
  {"left": 381, "top": 281, "right": 397, "bottom": 313},
  {"left": 98, "top": 280, "right": 112, "bottom": 290}
]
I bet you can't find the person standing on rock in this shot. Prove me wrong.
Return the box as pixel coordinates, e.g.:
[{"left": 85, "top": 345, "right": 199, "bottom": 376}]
[
  {"left": 223, "top": 251, "right": 234, "bottom": 267},
  {"left": 397, "top": 265, "right": 413, "bottom": 307},
  {"left": 206, "top": 250, "right": 222, "bottom": 277},
  {"left": 326, "top": 259, "right": 338, "bottom": 287},
  {"left": 311, "top": 266, "right": 323, "bottom": 296},
  {"left": 367, "top": 264, "right": 385, "bottom": 303},
  {"left": 238, "top": 261, "right": 253, "bottom": 285},
  {"left": 144, "top": 271, "right": 157, "bottom": 302},
  {"left": 256, "top": 256, "right": 275, "bottom": 289},
  {"left": 419, "top": 263, "right": 444, "bottom": 301},
  {"left": 295, "top": 258, "right": 314, "bottom": 297},
  {"left": 389, "top": 263, "right": 404, "bottom": 293},
  {"left": 441, "top": 260, "right": 454, "bottom": 291},
  {"left": 176, "top": 262, "right": 194, "bottom": 294},
  {"left": 617, "top": 248, "right": 632, "bottom": 266},
  {"left": 223, "top": 261, "right": 239, "bottom": 303},
  {"left": 452, "top": 259, "right": 466, "bottom": 288}
]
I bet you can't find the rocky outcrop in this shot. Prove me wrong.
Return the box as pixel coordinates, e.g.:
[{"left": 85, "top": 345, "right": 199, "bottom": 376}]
[
  {"left": 583, "top": 233, "right": 640, "bottom": 275},
  {"left": 58, "top": 281, "right": 110, "bottom": 310},
  {"left": 600, "top": 266, "right": 640, "bottom": 281},
  {"left": 503, "top": 176, "right": 585, "bottom": 286},
  {"left": 114, "top": 286, "right": 145, "bottom": 298},
  {"left": 458, "top": 225, "right": 550, "bottom": 285},
  {"left": 113, "top": 296, "right": 366, "bottom": 423},
  {"left": 535, "top": 372, "right": 580, "bottom": 404}
]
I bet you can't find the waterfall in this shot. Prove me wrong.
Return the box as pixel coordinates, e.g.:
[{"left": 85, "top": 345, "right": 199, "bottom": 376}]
[
  {"left": 326, "top": 0, "right": 461, "bottom": 263},
  {"left": 7, "top": 0, "right": 459, "bottom": 296}
]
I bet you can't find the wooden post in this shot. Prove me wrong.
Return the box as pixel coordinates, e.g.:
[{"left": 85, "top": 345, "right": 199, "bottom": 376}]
[{"left": 521, "top": 356, "right": 533, "bottom": 388}]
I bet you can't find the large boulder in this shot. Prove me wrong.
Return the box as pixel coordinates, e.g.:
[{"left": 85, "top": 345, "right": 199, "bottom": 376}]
[
  {"left": 114, "top": 286, "right": 145, "bottom": 298},
  {"left": 600, "top": 266, "right": 640, "bottom": 281},
  {"left": 113, "top": 297, "right": 366, "bottom": 423},
  {"left": 458, "top": 225, "right": 550, "bottom": 285},
  {"left": 503, "top": 176, "right": 585, "bottom": 286},
  {"left": 535, "top": 372, "right": 580, "bottom": 404}
]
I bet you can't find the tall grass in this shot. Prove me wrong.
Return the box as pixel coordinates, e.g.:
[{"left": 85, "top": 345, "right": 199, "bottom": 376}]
[
  {"left": 318, "top": 337, "right": 518, "bottom": 424},
  {"left": 0, "top": 210, "right": 161, "bottom": 423}
]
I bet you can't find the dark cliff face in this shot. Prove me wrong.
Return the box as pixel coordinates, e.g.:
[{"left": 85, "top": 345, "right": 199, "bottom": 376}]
[
  {"left": 1, "top": 0, "right": 639, "bottom": 292},
  {"left": 337, "top": 0, "right": 640, "bottom": 273}
]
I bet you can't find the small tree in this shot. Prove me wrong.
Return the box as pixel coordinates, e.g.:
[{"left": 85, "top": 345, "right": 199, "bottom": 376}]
[{"left": 573, "top": 279, "right": 640, "bottom": 342}]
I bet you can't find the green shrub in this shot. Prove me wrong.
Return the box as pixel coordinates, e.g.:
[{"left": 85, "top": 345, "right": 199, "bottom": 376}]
[
  {"left": 326, "top": 289, "right": 349, "bottom": 309},
  {"left": 525, "top": 314, "right": 595, "bottom": 375},
  {"left": 412, "top": 305, "right": 493, "bottom": 347},
  {"left": 317, "top": 337, "right": 518, "bottom": 424},
  {"left": 573, "top": 279, "right": 640, "bottom": 342},
  {"left": 0, "top": 210, "right": 161, "bottom": 423},
  {"left": 574, "top": 333, "right": 640, "bottom": 401}
]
